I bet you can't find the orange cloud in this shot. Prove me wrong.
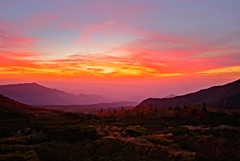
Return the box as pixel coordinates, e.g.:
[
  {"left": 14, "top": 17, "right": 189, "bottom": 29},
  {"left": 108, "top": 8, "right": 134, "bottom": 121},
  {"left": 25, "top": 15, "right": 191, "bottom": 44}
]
[
  {"left": 198, "top": 66, "right": 240, "bottom": 75},
  {"left": 0, "top": 28, "right": 239, "bottom": 80},
  {"left": 113, "top": 30, "right": 240, "bottom": 74},
  {"left": 0, "top": 43, "right": 239, "bottom": 80},
  {"left": 0, "top": 50, "right": 185, "bottom": 79},
  {"left": 35, "top": 53, "right": 185, "bottom": 78}
]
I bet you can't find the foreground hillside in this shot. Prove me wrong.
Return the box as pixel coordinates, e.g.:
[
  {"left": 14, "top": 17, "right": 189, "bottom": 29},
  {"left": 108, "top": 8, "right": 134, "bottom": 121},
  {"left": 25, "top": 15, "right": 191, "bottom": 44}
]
[
  {"left": 137, "top": 79, "right": 240, "bottom": 109},
  {"left": 1, "top": 95, "right": 240, "bottom": 161}
]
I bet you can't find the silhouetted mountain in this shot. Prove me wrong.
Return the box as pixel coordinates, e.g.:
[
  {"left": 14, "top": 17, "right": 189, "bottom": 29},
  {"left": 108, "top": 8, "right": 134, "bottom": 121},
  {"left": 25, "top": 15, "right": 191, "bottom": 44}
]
[
  {"left": 0, "top": 83, "right": 113, "bottom": 105},
  {"left": 137, "top": 79, "right": 240, "bottom": 109}
]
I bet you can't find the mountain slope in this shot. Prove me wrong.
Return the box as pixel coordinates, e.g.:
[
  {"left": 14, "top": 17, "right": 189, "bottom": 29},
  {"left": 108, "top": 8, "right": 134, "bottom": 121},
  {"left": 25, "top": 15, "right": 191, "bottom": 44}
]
[
  {"left": 137, "top": 79, "right": 240, "bottom": 109},
  {"left": 0, "top": 83, "right": 113, "bottom": 105},
  {"left": 0, "top": 94, "right": 39, "bottom": 112}
]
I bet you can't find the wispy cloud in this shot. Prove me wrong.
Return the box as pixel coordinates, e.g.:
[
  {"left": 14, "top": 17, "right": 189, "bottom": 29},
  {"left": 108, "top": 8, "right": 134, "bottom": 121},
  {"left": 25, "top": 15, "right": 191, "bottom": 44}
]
[
  {"left": 0, "top": 50, "right": 185, "bottom": 78},
  {"left": 0, "top": 30, "right": 36, "bottom": 50},
  {"left": 198, "top": 66, "right": 240, "bottom": 75},
  {"left": 78, "top": 20, "right": 121, "bottom": 43},
  {"left": 0, "top": 0, "right": 239, "bottom": 82}
]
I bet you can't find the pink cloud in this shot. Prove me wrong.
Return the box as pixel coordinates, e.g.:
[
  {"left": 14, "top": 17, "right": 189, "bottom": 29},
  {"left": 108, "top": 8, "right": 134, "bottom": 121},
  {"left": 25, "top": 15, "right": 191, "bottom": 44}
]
[
  {"left": 0, "top": 19, "right": 19, "bottom": 32},
  {"left": 78, "top": 20, "right": 122, "bottom": 43},
  {"left": 89, "top": 0, "right": 150, "bottom": 18},
  {"left": 0, "top": 51, "right": 38, "bottom": 66},
  {"left": 0, "top": 18, "right": 37, "bottom": 50},
  {"left": 111, "top": 29, "right": 240, "bottom": 74},
  {"left": 25, "top": 12, "right": 57, "bottom": 29},
  {"left": 0, "top": 31, "right": 37, "bottom": 49}
]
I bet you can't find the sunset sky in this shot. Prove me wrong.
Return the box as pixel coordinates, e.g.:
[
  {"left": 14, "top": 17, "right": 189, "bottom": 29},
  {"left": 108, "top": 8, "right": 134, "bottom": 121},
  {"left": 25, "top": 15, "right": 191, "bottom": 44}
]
[{"left": 0, "top": 0, "right": 239, "bottom": 101}]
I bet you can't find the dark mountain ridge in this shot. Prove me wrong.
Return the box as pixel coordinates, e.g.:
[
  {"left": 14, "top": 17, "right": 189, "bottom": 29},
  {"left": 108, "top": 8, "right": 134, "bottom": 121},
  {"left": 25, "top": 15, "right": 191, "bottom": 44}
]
[
  {"left": 0, "top": 83, "right": 113, "bottom": 105},
  {"left": 137, "top": 79, "right": 240, "bottom": 109}
]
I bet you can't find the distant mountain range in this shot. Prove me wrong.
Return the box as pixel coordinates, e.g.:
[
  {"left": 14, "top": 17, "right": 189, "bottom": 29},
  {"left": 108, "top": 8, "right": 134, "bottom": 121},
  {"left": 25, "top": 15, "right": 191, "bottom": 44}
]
[
  {"left": 0, "top": 83, "right": 113, "bottom": 105},
  {"left": 1, "top": 80, "right": 240, "bottom": 110},
  {"left": 137, "top": 79, "right": 240, "bottom": 110},
  {"left": 39, "top": 101, "right": 138, "bottom": 114}
]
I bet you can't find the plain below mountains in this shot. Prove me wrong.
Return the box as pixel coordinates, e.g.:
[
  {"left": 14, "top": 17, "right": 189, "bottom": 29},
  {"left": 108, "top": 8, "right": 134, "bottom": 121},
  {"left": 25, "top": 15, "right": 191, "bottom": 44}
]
[
  {"left": 0, "top": 83, "right": 115, "bottom": 105},
  {"left": 137, "top": 79, "right": 240, "bottom": 110},
  {"left": 40, "top": 101, "right": 138, "bottom": 114}
]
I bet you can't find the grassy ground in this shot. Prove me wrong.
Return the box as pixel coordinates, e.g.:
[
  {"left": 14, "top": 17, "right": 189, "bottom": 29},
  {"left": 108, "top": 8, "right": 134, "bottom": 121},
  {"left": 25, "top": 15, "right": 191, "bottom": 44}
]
[{"left": 0, "top": 106, "right": 240, "bottom": 161}]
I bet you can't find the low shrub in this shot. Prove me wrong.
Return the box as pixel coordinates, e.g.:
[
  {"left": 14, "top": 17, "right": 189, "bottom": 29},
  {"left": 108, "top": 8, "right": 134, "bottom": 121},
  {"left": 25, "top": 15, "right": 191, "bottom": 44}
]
[{"left": 125, "top": 125, "right": 148, "bottom": 137}]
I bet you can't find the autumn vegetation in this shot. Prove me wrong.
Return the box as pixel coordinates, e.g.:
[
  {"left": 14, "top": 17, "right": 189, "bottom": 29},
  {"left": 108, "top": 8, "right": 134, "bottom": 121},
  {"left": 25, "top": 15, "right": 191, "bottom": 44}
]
[{"left": 0, "top": 100, "right": 240, "bottom": 161}]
